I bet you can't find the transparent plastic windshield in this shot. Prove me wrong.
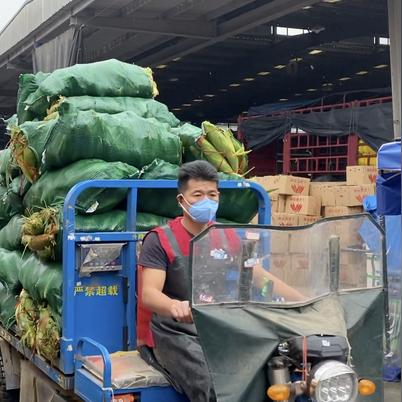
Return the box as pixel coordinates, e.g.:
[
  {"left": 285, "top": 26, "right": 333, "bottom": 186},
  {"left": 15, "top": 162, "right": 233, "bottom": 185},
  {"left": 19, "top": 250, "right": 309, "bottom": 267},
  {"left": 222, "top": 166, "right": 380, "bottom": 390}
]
[{"left": 191, "top": 215, "right": 384, "bottom": 306}]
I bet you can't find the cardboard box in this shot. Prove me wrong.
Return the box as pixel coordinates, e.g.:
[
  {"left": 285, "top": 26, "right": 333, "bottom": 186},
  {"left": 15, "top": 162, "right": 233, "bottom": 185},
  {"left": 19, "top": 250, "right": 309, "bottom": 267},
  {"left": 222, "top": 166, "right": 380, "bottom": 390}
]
[
  {"left": 339, "top": 263, "right": 367, "bottom": 288},
  {"left": 291, "top": 253, "right": 310, "bottom": 271},
  {"left": 271, "top": 213, "right": 298, "bottom": 227},
  {"left": 298, "top": 215, "right": 321, "bottom": 226},
  {"left": 335, "top": 184, "right": 375, "bottom": 207},
  {"left": 285, "top": 195, "right": 321, "bottom": 216},
  {"left": 346, "top": 166, "right": 377, "bottom": 185},
  {"left": 271, "top": 200, "right": 278, "bottom": 214},
  {"left": 270, "top": 253, "right": 292, "bottom": 282},
  {"left": 324, "top": 206, "right": 363, "bottom": 217},
  {"left": 309, "top": 182, "right": 346, "bottom": 206},
  {"left": 289, "top": 231, "right": 310, "bottom": 253},
  {"left": 256, "top": 175, "right": 310, "bottom": 195},
  {"left": 249, "top": 177, "right": 279, "bottom": 200},
  {"left": 270, "top": 231, "right": 290, "bottom": 254},
  {"left": 321, "top": 186, "right": 339, "bottom": 207},
  {"left": 277, "top": 175, "right": 310, "bottom": 195},
  {"left": 277, "top": 195, "right": 287, "bottom": 213}
]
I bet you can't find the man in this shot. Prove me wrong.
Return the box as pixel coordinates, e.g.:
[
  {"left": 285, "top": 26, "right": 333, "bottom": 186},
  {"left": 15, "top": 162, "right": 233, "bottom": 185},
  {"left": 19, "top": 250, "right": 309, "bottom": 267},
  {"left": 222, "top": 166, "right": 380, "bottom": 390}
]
[{"left": 138, "top": 160, "right": 303, "bottom": 402}]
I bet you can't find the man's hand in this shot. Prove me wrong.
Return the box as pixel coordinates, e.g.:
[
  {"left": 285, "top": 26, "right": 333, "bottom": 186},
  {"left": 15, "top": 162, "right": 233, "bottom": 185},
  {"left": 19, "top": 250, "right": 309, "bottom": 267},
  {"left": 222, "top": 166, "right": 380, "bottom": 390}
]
[{"left": 170, "top": 300, "right": 193, "bottom": 323}]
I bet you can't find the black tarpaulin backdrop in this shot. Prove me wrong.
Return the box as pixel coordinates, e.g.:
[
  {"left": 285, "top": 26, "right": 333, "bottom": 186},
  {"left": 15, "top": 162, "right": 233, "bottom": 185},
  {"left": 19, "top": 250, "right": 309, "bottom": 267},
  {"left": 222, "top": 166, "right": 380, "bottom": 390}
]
[{"left": 241, "top": 102, "right": 394, "bottom": 151}]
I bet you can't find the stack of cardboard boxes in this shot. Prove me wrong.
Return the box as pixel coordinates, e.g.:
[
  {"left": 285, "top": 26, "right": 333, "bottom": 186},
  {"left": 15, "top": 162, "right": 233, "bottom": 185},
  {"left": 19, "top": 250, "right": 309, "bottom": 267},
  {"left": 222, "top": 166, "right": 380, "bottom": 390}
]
[
  {"left": 250, "top": 166, "right": 377, "bottom": 291},
  {"left": 251, "top": 165, "right": 377, "bottom": 226}
]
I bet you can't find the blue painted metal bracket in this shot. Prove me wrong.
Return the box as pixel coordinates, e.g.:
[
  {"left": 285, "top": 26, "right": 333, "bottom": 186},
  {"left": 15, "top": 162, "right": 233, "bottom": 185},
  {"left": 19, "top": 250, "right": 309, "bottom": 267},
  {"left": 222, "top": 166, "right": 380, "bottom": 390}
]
[{"left": 75, "top": 337, "right": 112, "bottom": 388}]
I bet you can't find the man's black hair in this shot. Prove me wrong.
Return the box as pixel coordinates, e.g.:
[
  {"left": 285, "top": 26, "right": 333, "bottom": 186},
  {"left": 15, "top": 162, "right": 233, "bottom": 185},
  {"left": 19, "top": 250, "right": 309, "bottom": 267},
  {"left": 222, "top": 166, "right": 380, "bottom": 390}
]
[{"left": 178, "top": 160, "right": 219, "bottom": 192}]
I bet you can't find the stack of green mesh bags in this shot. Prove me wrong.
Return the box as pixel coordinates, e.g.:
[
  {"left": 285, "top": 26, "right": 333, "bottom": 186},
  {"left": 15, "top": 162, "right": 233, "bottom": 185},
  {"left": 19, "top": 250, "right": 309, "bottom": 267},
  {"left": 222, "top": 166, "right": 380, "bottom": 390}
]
[{"left": 0, "top": 58, "right": 258, "bottom": 362}]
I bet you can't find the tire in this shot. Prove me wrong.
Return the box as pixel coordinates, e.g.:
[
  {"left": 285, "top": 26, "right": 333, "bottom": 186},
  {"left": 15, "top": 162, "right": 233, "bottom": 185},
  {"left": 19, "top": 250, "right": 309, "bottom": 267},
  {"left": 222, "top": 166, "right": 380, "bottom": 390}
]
[{"left": 0, "top": 352, "right": 19, "bottom": 402}]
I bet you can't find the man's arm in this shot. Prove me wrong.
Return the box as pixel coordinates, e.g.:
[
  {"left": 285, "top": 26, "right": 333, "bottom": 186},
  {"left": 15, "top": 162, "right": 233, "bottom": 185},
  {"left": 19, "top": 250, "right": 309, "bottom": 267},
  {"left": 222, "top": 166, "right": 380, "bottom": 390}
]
[
  {"left": 142, "top": 268, "right": 193, "bottom": 323},
  {"left": 253, "top": 264, "right": 305, "bottom": 301}
]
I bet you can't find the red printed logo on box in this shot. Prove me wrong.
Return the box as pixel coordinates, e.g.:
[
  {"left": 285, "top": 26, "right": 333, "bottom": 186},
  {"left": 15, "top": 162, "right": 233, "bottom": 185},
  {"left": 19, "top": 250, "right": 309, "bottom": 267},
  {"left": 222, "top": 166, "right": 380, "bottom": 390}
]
[
  {"left": 290, "top": 203, "right": 303, "bottom": 213},
  {"left": 295, "top": 258, "right": 308, "bottom": 270},
  {"left": 291, "top": 184, "right": 305, "bottom": 194},
  {"left": 369, "top": 174, "right": 376, "bottom": 183},
  {"left": 273, "top": 259, "right": 286, "bottom": 269}
]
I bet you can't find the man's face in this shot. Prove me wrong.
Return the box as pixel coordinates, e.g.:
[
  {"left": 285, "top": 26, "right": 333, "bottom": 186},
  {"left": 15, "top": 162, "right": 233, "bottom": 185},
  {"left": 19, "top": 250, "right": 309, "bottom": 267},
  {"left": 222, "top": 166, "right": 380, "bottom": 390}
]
[{"left": 179, "top": 179, "right": 220, "bottom": 206}]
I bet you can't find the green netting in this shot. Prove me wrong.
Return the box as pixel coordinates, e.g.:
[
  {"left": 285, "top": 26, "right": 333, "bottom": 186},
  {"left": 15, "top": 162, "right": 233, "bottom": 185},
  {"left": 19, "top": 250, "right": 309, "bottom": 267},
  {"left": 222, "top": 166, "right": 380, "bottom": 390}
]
[
  {"left": 0, "top": 186, "right": 23, "bottom": 229},
  {"left": 23, "top": 159, "right": 139, "bottom": 214},
  {"left": 24, "top": 59, "right": 158, "bottom": 117},
  {"left": 19, "top": 253, "right": 62, "bottom": 315},
  {"left": 15, "top": 289, "right": 38, "bottom": 349},
  {"left": 0, "top": 249, "right": 23, "bottom": 293},
  {"left": 10, "top": 119, "right": 58, "bottom": 182},
  {"left": 138, "top": 159, "right": 181, "bottom": 218},
  {"left": 0, "top": 215, "right": 23, "bottom": 251},
  {"left": 0, "top": 148, "right": 20, "bottom": 184},
  {"left": 43, "top": 108, "right": 182, "bottom": 170},
  {"left": 17, "top": 72, "right": 50, "bottom": 124},
  {"left": 171, "top": 123, "right": 204, "bottom": 162},
  {"left": 22, "top": 207, "right": 170, "bottom": 261},
  {"left": 138, "top": 159, "right": 258, "bottom": 223},
  {"left": 0, "top": 284, "right": 17, "bottom": 329},
  {"left": 4, "top": 114, "right": 18, "bottom": 131},
  {"left": 35, "top": 305, "right": 60, "bottom": 362},
  {"left": 217, "top": 172, "right": 258, "bottom": 223},
  {"left": 56, "top": 96, "right": 180, "bottom": 127},
  {"left": 10, "top": 175, "right": 31, "bottom": 197}
]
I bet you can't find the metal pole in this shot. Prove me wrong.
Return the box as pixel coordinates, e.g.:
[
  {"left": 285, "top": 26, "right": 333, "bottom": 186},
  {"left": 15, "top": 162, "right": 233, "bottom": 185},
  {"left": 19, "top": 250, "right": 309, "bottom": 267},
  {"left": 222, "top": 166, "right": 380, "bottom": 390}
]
[{"left": 387, "top": 0, "right": 401, "bottom": 140}]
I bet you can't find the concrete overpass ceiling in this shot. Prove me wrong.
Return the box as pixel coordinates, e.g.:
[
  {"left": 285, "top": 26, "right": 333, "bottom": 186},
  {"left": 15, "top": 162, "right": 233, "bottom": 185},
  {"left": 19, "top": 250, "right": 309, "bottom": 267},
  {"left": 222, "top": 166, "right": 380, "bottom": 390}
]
[{"left": 0, "top": 0, "right": 390, "bottom": 122}]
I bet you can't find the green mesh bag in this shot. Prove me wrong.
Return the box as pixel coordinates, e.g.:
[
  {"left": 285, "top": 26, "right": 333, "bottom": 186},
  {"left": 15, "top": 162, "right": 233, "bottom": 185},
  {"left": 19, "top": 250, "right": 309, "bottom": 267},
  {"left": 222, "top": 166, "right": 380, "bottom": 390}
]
[
  {"left": 15, "top": 289, "right": 38, "bottom": 349},
  {"left": 0, "top": 215, "right": 23, "bottom": 251},
  {"left": 24, "top": 59, "right": 158, "bottom": 117},
  {"left": 138, "top": 159, "right": 258, "bottom": 223},
  {"left": 10, "top": 119, "right": 58, "bottom": 183},
  {"left": 0, "top": 284, "right": 17, "bottom": 329},
  {"left": 23, "top": 207, "right": 170, "bottom": 262},
  {"left": 43, "top": 108, "right": 182, "bottom": 170},
  {"left": 0, "top": 249, "right": 23, "bottom": 293},
  {"left": 19, "top": 253, "right": 62, "bottom": 315},
  {"left": 55, "top": 96, "right": 180, "bottom": 127},
  {"left": 171, "top": 123, "right": 204, "bottom": 162},
  {"left": 17, "top": 72, "right": 50, "bottom": 124},
  {"left": 0, "top": 186, "right": 23, "bottom": 229},
  {"left": 10, "top": 175, "right": 31, "bottom": 197},
  {"left": 23, "top": 159, "right": 140, "bottom": 214},
  {"left": 0, "top": 148, "right": 20, "bottom": 184},
  {"left": 138, "top": 159, "right": 181, "bottom": 218},
  {"left": 35, "top": 305, "right": 60, "bottom": 362}
]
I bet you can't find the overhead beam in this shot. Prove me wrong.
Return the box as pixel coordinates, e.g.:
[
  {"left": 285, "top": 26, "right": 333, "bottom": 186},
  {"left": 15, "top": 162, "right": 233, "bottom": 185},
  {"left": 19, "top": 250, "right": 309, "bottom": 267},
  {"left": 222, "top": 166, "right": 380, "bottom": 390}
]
[
  {"left": 76, "top": 16, "right": 217, "bottom": 39},
  {"left": 138, "top": 0, "right": 322, "bottom": 66},
  {"left": 162, "top": 0, "right": 206, "bottom": 19},
  {"left": 162, "top": 22, "right": 387, "bottom": 108}
]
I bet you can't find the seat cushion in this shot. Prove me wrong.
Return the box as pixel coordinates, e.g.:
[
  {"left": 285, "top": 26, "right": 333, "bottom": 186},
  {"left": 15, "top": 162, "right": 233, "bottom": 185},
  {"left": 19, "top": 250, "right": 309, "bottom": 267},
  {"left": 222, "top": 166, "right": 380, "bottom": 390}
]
[{"left": 82, "top": 350, "right": 170, "bottom": 389}]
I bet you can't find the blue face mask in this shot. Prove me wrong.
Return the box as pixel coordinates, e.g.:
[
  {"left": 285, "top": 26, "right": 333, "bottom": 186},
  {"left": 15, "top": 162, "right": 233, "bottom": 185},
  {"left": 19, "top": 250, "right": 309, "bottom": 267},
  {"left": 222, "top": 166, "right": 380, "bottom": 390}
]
[{"left": 180, "top": 195, "right": 219, "bottom": 223}]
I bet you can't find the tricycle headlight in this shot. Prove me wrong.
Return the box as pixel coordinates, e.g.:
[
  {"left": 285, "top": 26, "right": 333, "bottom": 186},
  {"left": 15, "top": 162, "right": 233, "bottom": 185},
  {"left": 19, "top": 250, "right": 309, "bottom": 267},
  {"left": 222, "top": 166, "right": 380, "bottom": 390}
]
[{"left": 311, "top": 360, "right": 358, "bottom": 402}]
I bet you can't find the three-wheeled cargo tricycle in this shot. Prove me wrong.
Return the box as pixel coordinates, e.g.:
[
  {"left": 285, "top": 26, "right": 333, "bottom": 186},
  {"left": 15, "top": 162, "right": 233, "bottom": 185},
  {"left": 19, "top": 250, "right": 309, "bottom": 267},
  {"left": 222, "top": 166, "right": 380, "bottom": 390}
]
[{"left": 0, "top": 179, "right": 385, "bottom": 402}]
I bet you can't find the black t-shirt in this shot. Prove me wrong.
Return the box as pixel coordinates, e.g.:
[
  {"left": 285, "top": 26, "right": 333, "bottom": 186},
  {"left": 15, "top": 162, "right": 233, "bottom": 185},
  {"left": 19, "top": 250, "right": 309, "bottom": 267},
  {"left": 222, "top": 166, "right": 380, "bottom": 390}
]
[{"left": 138, "top": 232, "right": 169, "bottom": 270}]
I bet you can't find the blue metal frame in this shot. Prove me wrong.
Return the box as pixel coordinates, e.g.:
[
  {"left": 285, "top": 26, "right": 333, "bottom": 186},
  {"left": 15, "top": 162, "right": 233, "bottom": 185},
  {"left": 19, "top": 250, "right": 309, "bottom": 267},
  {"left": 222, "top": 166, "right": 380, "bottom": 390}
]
[{"left": 61, "top": 179, "right": 270, "bottom": 376}]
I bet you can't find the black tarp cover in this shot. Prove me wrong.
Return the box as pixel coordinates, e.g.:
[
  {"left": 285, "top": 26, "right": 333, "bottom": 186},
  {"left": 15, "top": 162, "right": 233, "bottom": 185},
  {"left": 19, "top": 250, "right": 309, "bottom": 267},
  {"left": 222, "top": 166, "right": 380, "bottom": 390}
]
[
  {"left": 193, "top": 292, "right": 383, "bottom": 402},
  {"left": 241, "top": 101, "right": 394, "bottom": 151}
]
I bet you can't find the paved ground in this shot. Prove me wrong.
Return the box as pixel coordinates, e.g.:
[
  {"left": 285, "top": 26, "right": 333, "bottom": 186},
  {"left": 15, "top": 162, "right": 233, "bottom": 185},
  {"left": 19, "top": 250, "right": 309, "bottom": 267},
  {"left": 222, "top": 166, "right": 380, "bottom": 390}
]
[{"left": 384, "top": 381, "right": 400, "bottom": 401}]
